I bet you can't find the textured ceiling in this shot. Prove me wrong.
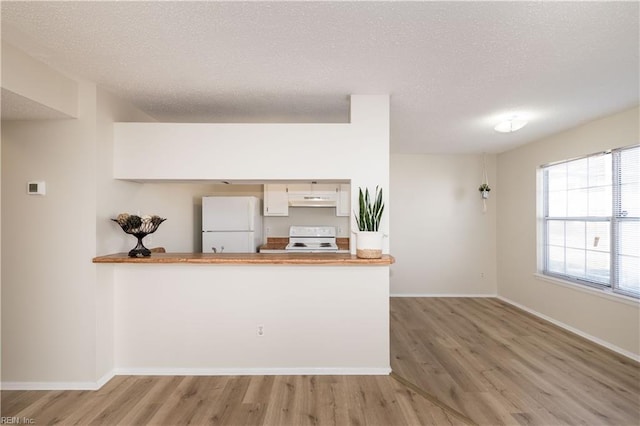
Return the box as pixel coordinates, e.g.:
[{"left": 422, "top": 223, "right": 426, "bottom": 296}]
[{"left": 1, "top": 1, "right": 638, "bottom": 153}]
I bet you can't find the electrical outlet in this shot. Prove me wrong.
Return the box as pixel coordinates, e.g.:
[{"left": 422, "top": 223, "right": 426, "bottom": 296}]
[{"left": 257, "top": 325, "right": 264, "bottom": 337}]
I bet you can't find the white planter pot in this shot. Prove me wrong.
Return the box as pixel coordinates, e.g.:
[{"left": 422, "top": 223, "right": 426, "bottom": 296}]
[
  {"left": 481, "top": 190, "right": 490, "bottom": 199},
  {"left": 355, "top": 231, "right": 383, "bottom": 259}
]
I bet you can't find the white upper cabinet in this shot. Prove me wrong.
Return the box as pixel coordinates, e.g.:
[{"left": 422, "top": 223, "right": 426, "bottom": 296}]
[
  {"left": 311, "top": 183, "right": 339, "bottom": 195},
  {"left": 263, "top": 184, "right": 289, "bottom": 216},
  {"left": 286, "top": 183, "right": 312, "bottom": 196},
  {"left": 336, "top": 184, "right": 351, "bottom": 217}
]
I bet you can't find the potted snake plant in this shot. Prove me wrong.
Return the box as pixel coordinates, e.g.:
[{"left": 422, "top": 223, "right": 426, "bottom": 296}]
[{"left": 353, "top": 186, "right": 385, "bottom": 258}]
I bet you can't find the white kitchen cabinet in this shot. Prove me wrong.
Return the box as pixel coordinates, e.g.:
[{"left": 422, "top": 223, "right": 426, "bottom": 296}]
[
  {"left": 311, "top": 183, "right": 339, "bottom": 194},
  {"left": 263, "top": 184, "right": 289, "bottom": 216},
  {"left": 336, "top": 184, "right": 351, "bottom": 217},
  {"left": 286, "top": 183, "right": 311, "bottom": 196}
]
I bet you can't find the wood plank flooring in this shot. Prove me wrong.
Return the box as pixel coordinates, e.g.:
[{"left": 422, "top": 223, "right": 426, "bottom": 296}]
[
  {"left": 390, "top": 298, "right": 640, "bottom": 426},
  {"left": 1, "top": 375, "right": 462, "bottom": 426},
  {"left": 2, "top": 297, "right": 639, "bottom": 425}
]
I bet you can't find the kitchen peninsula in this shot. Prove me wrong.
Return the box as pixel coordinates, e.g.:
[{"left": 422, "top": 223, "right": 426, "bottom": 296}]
[
  {"left": 94, "top": 252, "right": 394, "bottom": 375},
  {"left": 95, "top": 95, "right": 392, "bottom": 382}
]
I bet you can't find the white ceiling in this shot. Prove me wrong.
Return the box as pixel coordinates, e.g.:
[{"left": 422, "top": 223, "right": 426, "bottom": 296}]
[{"left": 1, "top": 1, "right": 638, "bottom": 154}]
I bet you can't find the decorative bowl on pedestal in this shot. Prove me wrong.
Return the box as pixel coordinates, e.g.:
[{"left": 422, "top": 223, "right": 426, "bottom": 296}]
[{"left": 112, "top": 213, "right": 166, "bottom": 257}]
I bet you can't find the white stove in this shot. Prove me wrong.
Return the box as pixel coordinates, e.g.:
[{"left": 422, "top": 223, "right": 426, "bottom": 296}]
[{"left": 285, "top": 226, "right": 339, "bottom": 253}]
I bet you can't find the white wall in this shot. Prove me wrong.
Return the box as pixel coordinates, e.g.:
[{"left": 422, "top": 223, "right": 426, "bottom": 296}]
[
  {"left": 1, "top": 76, "right": 165, "bottom": 386},
  {"left": 113, "top": 264, "right": 390, "bottom": 373},
  {"left": 390, "top": 154, "right": 497, "bottom": 295},
  {"left": 95, "top": 88, "right": 158, "bottom": 383},
  {"left": 96, "top": 89, "right": 156, "bottom": 255},
  {"left": 1, "top": 81, "right": 98, "bottom": 384},
  {"left": 497, "top": 106, "right": 640, "bottom": 357}
]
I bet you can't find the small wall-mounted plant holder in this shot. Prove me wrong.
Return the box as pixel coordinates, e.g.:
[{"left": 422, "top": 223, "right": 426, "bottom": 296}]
[
  {"left": 479, "top": 153, "right": 491, "bottom": 213},
  {"left": 478, "top": 183, "right": 491, "bottom": 213},
  {"left": 479, "top": 183, "right": 491, "bottom": 199}
]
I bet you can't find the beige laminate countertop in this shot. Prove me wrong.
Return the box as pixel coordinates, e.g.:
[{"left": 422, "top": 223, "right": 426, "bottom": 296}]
[{"left": 93, "top": 252, "right": 395, "bottom": 265}]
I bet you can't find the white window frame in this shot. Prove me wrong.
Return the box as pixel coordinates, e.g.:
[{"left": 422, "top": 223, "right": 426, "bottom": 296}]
[{"left": 539, "top": 144, "right": 639, "bottom": 300}]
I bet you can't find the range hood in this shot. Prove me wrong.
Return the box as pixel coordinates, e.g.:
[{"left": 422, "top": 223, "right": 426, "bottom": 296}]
[{"left": 288, "top": 194, "right": 337, "bottom": 207}]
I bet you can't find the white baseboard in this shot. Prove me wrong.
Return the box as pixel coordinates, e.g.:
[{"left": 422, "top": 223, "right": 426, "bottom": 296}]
[
  {"left": 113, "top": 367, "right": 391, "bottom": 376},
  {"left": 2, "top": 367, "right": 390, "bottom": 391},
  {"left": 1, "top": 380, "right": 104, "bottom": 391},
  {"left": 497, "top": 296, "right": 640, "bottom": 363},
  {"left": 390, "top": 293, "right": 497, "bottom": 298},
  {"left": 2, "top": 371, "right": 115, "bottom": 391},
  {"left": 96, "top": 370, "right": 116, "bottom": 388}
]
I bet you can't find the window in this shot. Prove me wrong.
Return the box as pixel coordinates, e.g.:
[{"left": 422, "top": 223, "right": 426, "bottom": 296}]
[{"left": 542, "top": 145, "right": 639, "bottom": 298}]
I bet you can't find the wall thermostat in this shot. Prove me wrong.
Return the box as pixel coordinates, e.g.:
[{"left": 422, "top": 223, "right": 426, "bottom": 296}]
[{"left": 27, "top": 181, "right": 46, "bottom": 195}]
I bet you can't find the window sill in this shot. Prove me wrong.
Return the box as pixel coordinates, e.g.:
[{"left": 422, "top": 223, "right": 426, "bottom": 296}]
[{"left": 533, "top": 273, "right": 639, "bottom": 307}]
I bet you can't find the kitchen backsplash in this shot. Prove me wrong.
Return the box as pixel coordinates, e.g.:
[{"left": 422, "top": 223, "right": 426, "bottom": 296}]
[{"left": 264, "top": 207, "right": 350, "bottom": 238}]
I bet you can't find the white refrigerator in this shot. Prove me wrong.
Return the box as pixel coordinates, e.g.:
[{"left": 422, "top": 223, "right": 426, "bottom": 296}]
[{"left": 202, "top": 196, "right": 263, "bottom": 253}]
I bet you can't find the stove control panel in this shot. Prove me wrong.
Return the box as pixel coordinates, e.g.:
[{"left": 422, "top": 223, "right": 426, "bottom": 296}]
[{"left": 289, "top": 226, "right": 336, "bottom": 238}]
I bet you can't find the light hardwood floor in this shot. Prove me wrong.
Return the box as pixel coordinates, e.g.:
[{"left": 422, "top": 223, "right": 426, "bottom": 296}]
[
  {"left": 2, "top": 298, "right": 639, "bottom": 425},
  {"left": 390, "top": 298, "right": 640, "bottom": 425},
  {"left": 1, "top": 375, "right": 462, "bottom": 425}
]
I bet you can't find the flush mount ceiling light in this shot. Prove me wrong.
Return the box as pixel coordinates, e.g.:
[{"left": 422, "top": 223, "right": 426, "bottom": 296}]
[{"left": 494, "top": 116, "right": 528, "bottom": 133}]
